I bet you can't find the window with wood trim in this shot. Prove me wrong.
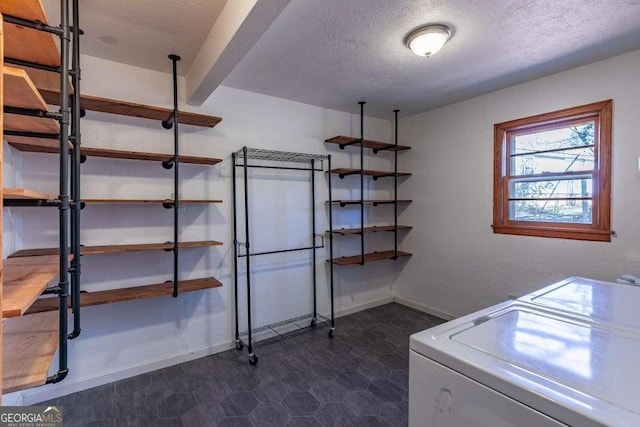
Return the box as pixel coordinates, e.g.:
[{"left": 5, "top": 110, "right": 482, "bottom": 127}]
[{"left": 493, "top": 100, "right": 612, "bottom": 242}]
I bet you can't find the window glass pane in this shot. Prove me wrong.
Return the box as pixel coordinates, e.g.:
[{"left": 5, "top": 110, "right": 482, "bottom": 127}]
[
  {"left": 510, "top": 178, "right": 593, "bottom": 199},
  {"left": 509, "top": 199, "right": 592, "bottom": 224},
  {"left": 511, "top": 147, "right": 594, "bottom": 175},
  {"left": 512, "top": 121, "right": 595, "bottom": 155}
]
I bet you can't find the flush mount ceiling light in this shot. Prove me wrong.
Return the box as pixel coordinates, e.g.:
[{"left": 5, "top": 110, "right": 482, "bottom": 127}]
[{"left": 405, "top": 24, "right": 452, "bottom": 57}]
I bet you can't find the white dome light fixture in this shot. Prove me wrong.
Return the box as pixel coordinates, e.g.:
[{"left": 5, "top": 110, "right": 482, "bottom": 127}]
[{"left": 405, "top": 24, "right": 452, "bottom": 57}]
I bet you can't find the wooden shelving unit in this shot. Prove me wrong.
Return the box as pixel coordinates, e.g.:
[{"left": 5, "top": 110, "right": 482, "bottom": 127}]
[
  {"left": 1, "top": 0, "right": 78, "bottom": 394},
  {"left": 325, "top": 135, "right": 411, "bottom": 153},
  {"left": 331, "top": 250, "right": 412, "bottom": 266},
  {"left": 1, "top": 0, "right": 226, "bottom": 393},
  {"left": 325, "top": 105, "right": 412, "bottom": 267},
  {"left": 7, "top": 138, "right": 223, "bottom": 165},
  {"left": 10, "top": 240, "right": 223, "bottom": 258},
  {"left": 3, "top": 311, "right": 61, "bottom": 393},
  {"left": 331, "top": 225, "right": 412, "bottom": 235},
  {"left": 3, "top": 255, "right": 65, "bottom": 318},
  {"left": 26, "top": 278, "right": 223, "bottom": 314},
  {"left": 329, "top": 168, "right": 411, "bottom": 179}
]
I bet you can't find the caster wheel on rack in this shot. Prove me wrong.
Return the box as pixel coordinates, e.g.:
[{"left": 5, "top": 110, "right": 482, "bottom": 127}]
[
  {"left": 310, "top": 318, "right": 317, "bottom": 328},
  {"left": 328, "top": 328, "right": 335, "bottom": 339},
  {"left": 249, "top": 354, "right": 259, "bottom": 365},
  {"left": 235, "top": 339, "right": 244, "bottom": 351}
]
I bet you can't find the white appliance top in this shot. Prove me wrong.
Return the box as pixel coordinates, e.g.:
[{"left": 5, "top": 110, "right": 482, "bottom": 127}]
[
  {"left": 518, "top": 276, "right": 640, "bottom": 331},
  {"left": 410, "top": 300, "right": 640, "bottom": 427}
]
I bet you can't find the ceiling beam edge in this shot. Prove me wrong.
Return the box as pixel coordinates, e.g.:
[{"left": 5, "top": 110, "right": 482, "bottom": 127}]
[{"left": 185, "top": 0, "right": 291, "bottom": 106}]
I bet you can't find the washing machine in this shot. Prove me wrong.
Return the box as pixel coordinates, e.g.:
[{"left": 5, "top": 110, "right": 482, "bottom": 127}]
[
  {"left": 409, "top": 288, "right": 640, "bottom": 426},
  {"left": 517, "top": 276, "right": 640, "bottom": 331}
]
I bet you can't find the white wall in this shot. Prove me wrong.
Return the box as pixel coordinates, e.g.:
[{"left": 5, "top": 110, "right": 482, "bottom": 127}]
[
  {"left": 395, "top": 49, "right": 640, "bottom": 319},
  {"left": 3, "top": 55, "right": 403, "bottom": 404}
]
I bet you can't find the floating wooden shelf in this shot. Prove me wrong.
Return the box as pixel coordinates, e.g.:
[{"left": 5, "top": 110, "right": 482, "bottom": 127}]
[
  {"left": 10, "top": 240, "right": 223, "bottom": 258},
  {"left": 3, "top": 66, "right": 59, "bottom": 133},
  {"left": 330, "top": 250, "right": 412, "bottom": 266},
  {"left": 325, "top": 136, "right": 411, "bottom": 153},
  {"left": 82, "top": 199, "right": 223, "bottom": 205},
  {"left": 329, "top": 168, "right": 411, "bottom": 179},
  {"left": 1, "top": 1, "right": 61, "bottom": 67},
  {"left": 26, "top": 277, "right": 223, "bottom": 314},
  {"left": 3, "top": 311, "right": 61, "bottom": 393},
  {"left": 40, "top": 92, "right": 222, "bottom": 128},
  {"left": 7, "top": 138, "right": 223, "bottom": 166},
  {"left": 330, "top": 199, "right": 412, "bottom": 206},
  {"left": 331, "top": 225, "right": 412, "bottom": 235},
  {"left": 4, "top": 187, "right": 53, "bottom": 201},
  {"left": 3, "top": 255, "right": 65, "bottom": 318}
]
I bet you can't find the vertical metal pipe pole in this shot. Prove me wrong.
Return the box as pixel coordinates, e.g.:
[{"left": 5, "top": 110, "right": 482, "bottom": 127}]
[
  {"left": 328, "top": 155, "right": 335, "bottom": 335},
  {"left": 393, "top": 109, "right": 399, "bottom": 259},
  {"left": 311, "top": 159, "right": 317, "bottom": 322},
  {"left": 69, "top": 0, "right": 82, "bottom": 339},
  {"left": 243, "top": 147, "right": 254, "bottom": 358},
  {"left": 232, "top": 153, "right": 241, "bottom": 347},
  {"left": 56, "top": 0, "right": 71, "bottom": 380},
  {"left": 169, "top": 54, "right": 181, "bottom": 297},
  {"left": 358, "top": 101, "right": 365, "bottom": 265}
]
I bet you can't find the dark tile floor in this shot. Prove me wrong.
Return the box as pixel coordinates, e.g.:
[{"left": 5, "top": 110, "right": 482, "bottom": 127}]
[{"left": 40, "top": 303, "right": 444, "bottom": 427}]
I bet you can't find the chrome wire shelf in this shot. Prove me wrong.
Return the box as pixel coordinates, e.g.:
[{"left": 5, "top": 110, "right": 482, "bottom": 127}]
[
  {"left": 239, "top": 313, "right": 330, "bottom": 347},
  {"left": 233, "top": 147, "right": 328, "bottom": 163}
]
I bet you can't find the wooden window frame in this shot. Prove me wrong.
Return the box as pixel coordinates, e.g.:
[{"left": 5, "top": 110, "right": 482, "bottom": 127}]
[{"left": 493, "top": 100, "right": 612, "bottom": 242}]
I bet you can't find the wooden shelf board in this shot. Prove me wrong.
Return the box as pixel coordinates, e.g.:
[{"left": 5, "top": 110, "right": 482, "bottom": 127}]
[
  {"left": 10, "top": 240, "right": 224, "bottom": 258},
  {"left": 330, "top": 250, "right": 412, "bottom": 266},
  {"left": 26, "top": 277, "right": 223, "bottom": 314},
  {"left": 329, "top": 168, "right": 411, "bottom": 178},
  {"left": 330, "top": 199, "right": 412, "bottom": 206},
  {"left": 3, "top": 310, "right": 60, "bottom": 393},
  {"left": 3, "top": 255, "right": 63, "bottom": 318},
  {"left": 5, "top": 112, "right": 60, "bottom": 134},
  {"left": 325, "top": 136, "right": 411, "bottom": 152},
  {"left": 3, "top": 67, "right": 60, "bottom": 134},
  {"left": 4, "top": 187, "right": 53, "bottom": 200},
  {"left": 1, "top": 0, "right": 50, "bottom": 21},
  {"left": 331, "top": 225, "right": 412, "bottom": 235},
  {"left": 4, "top": 66, "right": 49, "bottom": 110},
  {"left": 40, "top": 91, "right": 222, "bottom": 128},
  {"left": 82, "top": 199, "right": 223, "bottom": 205},
  {"left": 19, "top": 65, "right": 73, "bottom": 97},
  {"left": 2, "top": 1, "right": 61, "bottom": 67},
  {"left": 7, "top": 139, "right": 222, "bottom": 166}
]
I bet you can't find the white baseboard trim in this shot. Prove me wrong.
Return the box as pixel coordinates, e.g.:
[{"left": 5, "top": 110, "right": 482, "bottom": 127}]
[
  {"left": 335, "top": 296, "right": 394, "bottom": 318},
  {"left": 393, "top": 296, "right": 456, "bottom": 321},
  {"left": 12, "top": 296, "right": 395, "bottom": 405},
  {"left": 13, "top": 341, "right": 235, "bottom": 405}
]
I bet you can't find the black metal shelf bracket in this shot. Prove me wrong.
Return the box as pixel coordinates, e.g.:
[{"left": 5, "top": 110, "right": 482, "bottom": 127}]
[
  {"left": 393, "top": 109, "right": 399, "bottom": 260},
  {"left": 162, "top": 157, "right": 176, "bottom": 170},
  {"left": 44, "top": 0, "right": 74, "bottom": 385},
  {"left": 166, "top": 54, "right": 181, "bottom": 298},
  {"left": 358, "top": 102, "right": 365, "bottom": 265},
  {"left": 4, "top": 106, "right": 63, "bottom": 121},
  {"left": 68, "top": 0, "right": 83, "bottom": 340}
]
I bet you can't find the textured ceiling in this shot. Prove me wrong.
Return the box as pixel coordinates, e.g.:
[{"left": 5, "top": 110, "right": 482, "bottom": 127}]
[
  {"left": 222, "top": 0, "right": 640, "bottom": 118},
  {"left": 42, "top": 0, "right": 228, "bottom": 74}
]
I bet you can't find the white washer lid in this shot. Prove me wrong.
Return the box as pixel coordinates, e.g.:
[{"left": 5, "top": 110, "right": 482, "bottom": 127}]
[
  {"left": 519, "top": 276, "right": 640, "bottom": 331},
  {"left": 410, "top": 301, "right": 640, "bottom": 427}
]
